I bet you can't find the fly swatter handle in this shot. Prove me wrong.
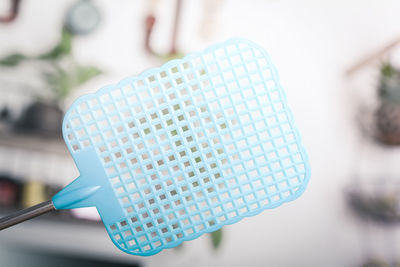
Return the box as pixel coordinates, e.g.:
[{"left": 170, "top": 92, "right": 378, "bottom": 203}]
[{"left": 0, "top": 200, "right": 55, "bottom": 231}]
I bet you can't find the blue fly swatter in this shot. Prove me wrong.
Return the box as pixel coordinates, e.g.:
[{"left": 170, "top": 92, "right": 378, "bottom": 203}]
[{"left": 0, "top": 39, "right": 310, "bottom": 256}]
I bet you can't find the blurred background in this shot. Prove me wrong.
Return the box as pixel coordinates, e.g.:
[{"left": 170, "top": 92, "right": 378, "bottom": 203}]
[{"left": 2, "top": 0, "right": 400, "bottom": 266}]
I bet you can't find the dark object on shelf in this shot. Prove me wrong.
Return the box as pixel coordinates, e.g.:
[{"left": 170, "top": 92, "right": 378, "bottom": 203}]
[
  {"left": 0, "top": 174, "right": 22, "bottom": 208},
  {"left": 0, "top": 107, "right": 13, "bottom": 132},
  {"left": 0, "top": 107, "right": 11, "bottom": 122},
  {"left": 15, "top": 101, "right": 63, "bottom": 137},
  {"left": 346, "top": 183, "right": 400, "bottom": 225}
]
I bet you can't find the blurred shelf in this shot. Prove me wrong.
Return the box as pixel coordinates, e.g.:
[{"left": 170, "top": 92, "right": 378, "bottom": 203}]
[
  {"left": 0, "top": 209, "right": 142, "bottom": 264},
  {"left": 0, "top": 131, "right": 69, "bottom": 156}
]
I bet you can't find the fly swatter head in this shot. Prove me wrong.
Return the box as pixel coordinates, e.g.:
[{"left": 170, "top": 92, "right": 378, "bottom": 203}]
[{"left": 57, "top": 39, "right": 310, "bottom": 256}]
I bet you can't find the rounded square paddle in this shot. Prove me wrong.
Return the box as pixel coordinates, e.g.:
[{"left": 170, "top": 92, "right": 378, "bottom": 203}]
[{"left": 0, "top": 39, "right": 310, "bottom": 256}]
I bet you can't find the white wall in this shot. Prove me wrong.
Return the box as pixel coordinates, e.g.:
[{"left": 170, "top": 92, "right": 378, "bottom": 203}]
[{"left": 2, "top": 0, "right": 400, "bottom": 266}]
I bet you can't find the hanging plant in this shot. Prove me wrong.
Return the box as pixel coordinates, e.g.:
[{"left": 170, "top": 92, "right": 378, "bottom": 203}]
[{"left": 375, "top": 62, "right": 400, "bottom": 145}]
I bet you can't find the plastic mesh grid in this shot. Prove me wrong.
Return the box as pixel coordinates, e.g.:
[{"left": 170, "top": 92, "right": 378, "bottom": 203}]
[{"left": 63, "top": 39, "right": 310, "bottom": 255}]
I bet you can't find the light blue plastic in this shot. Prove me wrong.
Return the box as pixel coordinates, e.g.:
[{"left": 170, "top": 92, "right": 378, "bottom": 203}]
[{"left": 52, "top": 38, "right": 311, "bottom": 256}]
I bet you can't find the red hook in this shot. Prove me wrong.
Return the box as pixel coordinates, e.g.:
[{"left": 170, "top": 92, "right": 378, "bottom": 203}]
[{"left": 0, "top": 0, "right": 22, "bottom": 23}]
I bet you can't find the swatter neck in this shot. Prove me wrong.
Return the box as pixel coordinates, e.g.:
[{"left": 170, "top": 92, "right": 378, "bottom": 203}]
[{"left": 0, "top": 200, "right": 55, "bottom": 230}]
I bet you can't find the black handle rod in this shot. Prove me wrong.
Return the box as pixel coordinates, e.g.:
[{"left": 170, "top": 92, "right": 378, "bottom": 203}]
[{"left": 0, "top": 200, "right": 55, "bottom": 231}]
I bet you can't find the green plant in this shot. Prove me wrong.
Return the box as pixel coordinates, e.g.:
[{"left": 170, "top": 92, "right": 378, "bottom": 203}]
[
  {"left": 210, "top": 228, "right": 223, "bottom": 249},
  {"left": 44, "top": 63, "right": 101, "bottom": 101},
  {"left": 0, "top": 28, "right": 72, "bottom": 67},
  {"left": 374, "top": 62, "right": 400, "bottom": 145},
  {"left": 378, "top": 62, "right": 400, "bottom": 103},
  {"left": 39, "top": 28, "right": 73, "bottom": 60},
  {"left": 0, "top": 27, "right": 101, "bottom": 104}
]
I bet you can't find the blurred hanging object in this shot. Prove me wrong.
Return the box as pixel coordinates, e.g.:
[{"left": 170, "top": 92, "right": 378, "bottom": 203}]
[
  {"left": 346, "top": 38, "right": 400, "bottom": 266},
  {"left": 346, "top": 38, "right": 400, "bottom": 145},
  {"left": 144, "top": 14, "right": 155, "bottom": 54},
  {"left": 199, "top": 0, "right": 224, "bottom": 39},
  {"left": 65, "top": 0, "right": 101, "bottom": 35},
  {"left": 144, "top": 1, "right": 156, "bottom": 55},
  {"left": 0, "top": 0, "right": 21, "bottom": 23},
  {"left": 169, "top": 0, "right": 182, "bottom": 55},
  {"left": 144, "top": 0, "right": 184, "bottom": 59},
  {"left": 351, "top": 61, "right": 400, "bottom": 145}
]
